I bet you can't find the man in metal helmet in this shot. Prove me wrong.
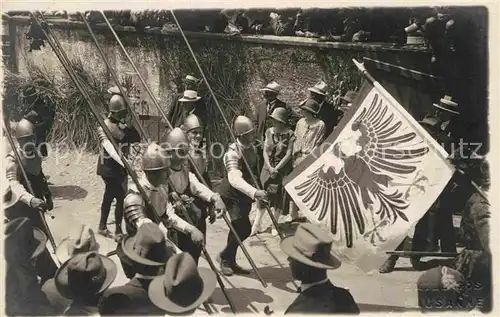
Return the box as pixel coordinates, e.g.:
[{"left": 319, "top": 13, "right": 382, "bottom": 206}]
[
  {"left": 96, "top": 94, "right": 141, "bottom": 240},
  {"left": 5, "top": 118, "right": 58, "bottom": 282},
  {"left": 163, "top": 128, "right": 226, "bottom": 264},
  {"left": 217, "top": 115, "right": 268, "bottom": 276},
  {"left": 181, "top": 113, "right": 216, "bottom": 222},
  {"left": 123, "top": 142, "right": 203, "bottom": 251}
]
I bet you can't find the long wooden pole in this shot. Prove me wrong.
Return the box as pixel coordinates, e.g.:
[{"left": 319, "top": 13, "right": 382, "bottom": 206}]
[
  {"left": 98, "top": 11, "right": 267, "bottom": 288},
  {"left": 2, "top": 120, "right": 57, "bottom": 252},
  {"left": 169, "top": 9, "right": 284, "bottom": 240}
]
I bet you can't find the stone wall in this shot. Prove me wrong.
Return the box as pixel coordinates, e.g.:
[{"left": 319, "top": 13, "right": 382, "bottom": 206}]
[{"left": 5, "top": 18, "right": 434, "bottom": 175}]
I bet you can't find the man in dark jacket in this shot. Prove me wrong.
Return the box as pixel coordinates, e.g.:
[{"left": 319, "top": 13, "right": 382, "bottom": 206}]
[
  {"left": 281, "top": 223, "right": 360, "bottom": 314},
  {"left": 4, "top": 217, "right": 55, "bottom": 316}
]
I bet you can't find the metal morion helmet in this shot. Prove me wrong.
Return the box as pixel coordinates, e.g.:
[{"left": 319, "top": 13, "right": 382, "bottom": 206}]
[
  {"left": 109, "top": 95, "right": 127, "bottom": 113},
  {"left": 233, "top": 115, "right": 254, "bottom": 136},
  {"left": 164, "top": 128, "right": 189, "bottom": 151},
  {"left": 15, "top": 118, "right": 36, "bottom": 139},
  {"left": 142, "top": 142, "right": 168, "bottom": 171},
  {"left": 181, "top": 114, "right": 202, "bottom": 133}
]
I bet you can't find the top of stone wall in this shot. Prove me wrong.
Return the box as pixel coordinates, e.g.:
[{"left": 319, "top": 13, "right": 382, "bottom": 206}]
[{"left": 6, "top": 15, "right": 431, "bottom": 54}]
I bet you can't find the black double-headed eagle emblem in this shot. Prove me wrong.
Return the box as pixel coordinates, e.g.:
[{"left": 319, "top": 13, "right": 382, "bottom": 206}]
[{"left": 294, "top": 93, "right": 430, "bottom": 248}]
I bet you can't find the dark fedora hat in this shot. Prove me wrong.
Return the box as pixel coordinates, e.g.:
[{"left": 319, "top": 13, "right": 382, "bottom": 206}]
[
  {"left": 340, "top": 91, "right": 358, "bottom": 104},
  {"left": 121, "top": 222, "right": 176, "bottom": 267},
  {"left": 148, "top": 252, "right": 216, "bottom": 314},
  {"left": 280, "top": 223, "right": 341, "bottom": 270},
  {"left": 299, "top": 99, "right": 321, "bottom": 115},
  {"left": 55, "top": 251, "right": 117, "bottom": 300},
  {"left": 4, "top": 217, "right": 47, "bottom": 263}
]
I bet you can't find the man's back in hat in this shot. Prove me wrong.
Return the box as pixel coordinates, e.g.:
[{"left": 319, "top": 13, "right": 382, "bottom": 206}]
[{"left": 281, "top": 223, "right": 359, "bottom": 314}]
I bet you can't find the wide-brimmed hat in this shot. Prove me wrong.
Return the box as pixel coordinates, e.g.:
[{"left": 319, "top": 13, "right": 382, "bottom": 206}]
[
  {"left": 5, "top": 217, "right": 47, "bottom": 263},
  {"left": 55, "top": 224, "right": 112, "bottom": 264},
  {"left": 299, "top": 99, "right": 321, "bottom": 115},
  {"left": 259, "top": 81, "right": 282, "bottom": 94},
  {"left": 308, "top": 80, "right": 328, "bottom": 96},
  {"left": 183, "top": 75, "right": 202, "bottom": 85},
  {"left": 433, "top": 95, "right": 459, "bottom": 115},
  {"left": 107, "top": 86, "right": 128, "bottom": 96},
  {"left": 281, "top": 223, "right": 341, "bottom": 270},
  {"left": 121, "top": 222, "right": 176, "bottom": 267},
  {"left": 149, "top": 252, "right": 216, "bottom": 314},
  {"left": 340, "top": 90, "right": 357, "bottom": 104},
  {"left": 55, "top": 251, "right": 117, "bottom": 300},
  {"left": 179, "top": 90, "right": 201, "bottom": 102},
  {"left": 269, "top": 107, "right": 289, "bottom": 124},
  {"left": 3, "top": 183, "right": 19, "bottom": 210}
]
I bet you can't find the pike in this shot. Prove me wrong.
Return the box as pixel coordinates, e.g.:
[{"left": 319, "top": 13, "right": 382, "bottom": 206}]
[
  {"left": 169, "top": 9, "right": 302, "bottom": 292},
  {"left": 169, "top": 9, "right": 285, "bottom": 242},
  {"left": 98, "top": 11, "right": 267, "bottom": 290},
  {"left": 2, "top": 119, "right": 57, "bottom": 253},
  {"left": 77, "top": 12, "right": 239, "bottom": 312},
  {"left": 34, "top": 11, "right": 220, "bottom": 314},
  {"left": 30, "top": 11, "right": 161, "bottom": 239}
]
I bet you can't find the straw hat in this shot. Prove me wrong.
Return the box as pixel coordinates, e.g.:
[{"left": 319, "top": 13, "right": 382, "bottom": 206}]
[
  {"left": 183, "top": 75, "right": 202, "bottom": 85},
  {"left": 308, "top": 80, "right": 328, "bottom": 96},
  {"left": 259, "top": 81, "right": 282, "bottom": 94},
  {"left": 178, "top": 90, "right": 201, "bottom": 102},
  {"left": 433, "top": 95, "right": 459, "bottom": 115}
]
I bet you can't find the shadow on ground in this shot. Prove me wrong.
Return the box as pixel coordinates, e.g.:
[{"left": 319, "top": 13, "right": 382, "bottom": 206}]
[
  {"left": 49, "top": 185, "right": 88, "bottom": 200},
  {"left": 211, "top": 285, "right": 274, "bottom": 313}
]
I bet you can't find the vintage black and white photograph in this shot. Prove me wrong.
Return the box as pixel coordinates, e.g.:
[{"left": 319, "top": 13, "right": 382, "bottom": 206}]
[{"left": 1, "top": 1, "right": 495, "bottom": 315}]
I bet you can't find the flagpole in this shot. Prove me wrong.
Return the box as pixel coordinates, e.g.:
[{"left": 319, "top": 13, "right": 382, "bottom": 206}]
[{"left": 352, "top": 58, "right": 488, "bottom": 202}]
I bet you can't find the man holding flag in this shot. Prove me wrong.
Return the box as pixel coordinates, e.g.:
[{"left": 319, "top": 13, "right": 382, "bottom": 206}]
[{"left": 283, "top": 59, "right": 456, "bottom": 272}]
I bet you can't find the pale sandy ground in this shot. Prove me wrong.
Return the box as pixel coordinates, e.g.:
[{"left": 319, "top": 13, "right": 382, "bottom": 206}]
[{"left": 42, "top": 148, "right": 422, "bottom": 314}]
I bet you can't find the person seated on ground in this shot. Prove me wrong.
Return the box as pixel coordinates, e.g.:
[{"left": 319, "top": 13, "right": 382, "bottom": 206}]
[
  {"left": 42, "top": 224, "right": 112, "bottom": 314},
  {"left": 99, "top": 223, "right": 177, "bottom": 315},
  {"left": 5, "top": 217, "right": 55, "bottom": 316},
  {"left": 281, "top": 223, "right": 360, "bottom": 314},
  {"left": 417, "top": 157, "right": 491, "bottom": 313},
  {"left": 148, "top": 252, "right": 217, "bottom": 315}
]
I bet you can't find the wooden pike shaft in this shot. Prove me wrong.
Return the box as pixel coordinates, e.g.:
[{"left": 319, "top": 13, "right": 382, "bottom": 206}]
[{"left": 98, "top": 11, "right": 266, "bottom": 289}]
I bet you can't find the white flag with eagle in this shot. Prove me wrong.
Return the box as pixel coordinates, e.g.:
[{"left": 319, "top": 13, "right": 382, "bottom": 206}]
[{"left": 284, "top": 77, "right": 455, "bottom": 272}]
